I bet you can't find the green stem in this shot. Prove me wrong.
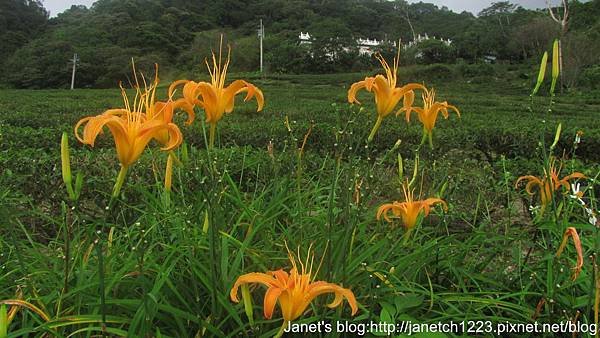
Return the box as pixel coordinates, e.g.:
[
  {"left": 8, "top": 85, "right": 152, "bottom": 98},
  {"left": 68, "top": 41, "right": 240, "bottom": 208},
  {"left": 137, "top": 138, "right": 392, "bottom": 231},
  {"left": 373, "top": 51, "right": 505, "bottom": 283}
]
[
  {"left": 66, "top": 182, "right": 76, "bottom": 201},
  {"left": 419, "top": 129, "right": 427, "bottom": 146},
  {"left": 367, "top": 116, "right": 383, "bottom": 143},
  {"left": 100, "top": 182, "right": 121, "bottom": 336},
  {"left": 402, "top": 227, "right": 415, "bottom": 245},
  {"left": 208, "top": 209, "right": 219, "bottom": 318},
  {"left": 97, "top": 237, "right": 107, "bottom": 336},
  {"left": 63, "top": 203, "right": 71, "bottom": 294},
  {"left": 274, "top": 320, "right": 289, "bottom": 338},
  {"left": 112, "top": 165, "right": 128, "bottom": 198},
  {"left": 428, "top": 131, "right": 433, "bottom": 150},
  {"left": 209, "top": 122, "right": 217, "bottom": 149}
]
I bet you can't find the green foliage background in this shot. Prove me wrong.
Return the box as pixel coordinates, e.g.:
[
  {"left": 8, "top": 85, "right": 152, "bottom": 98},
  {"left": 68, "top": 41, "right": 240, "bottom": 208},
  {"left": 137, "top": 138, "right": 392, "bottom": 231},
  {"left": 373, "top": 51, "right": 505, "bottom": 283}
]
[{"left": 2, "top": 0, "right": 600, "bottom": 89}]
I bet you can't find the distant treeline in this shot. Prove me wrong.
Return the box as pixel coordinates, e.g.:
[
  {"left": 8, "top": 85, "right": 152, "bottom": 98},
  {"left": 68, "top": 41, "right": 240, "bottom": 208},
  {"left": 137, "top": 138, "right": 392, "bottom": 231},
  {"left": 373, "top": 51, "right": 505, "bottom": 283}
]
[{"left": 1, "top": 0, "right": 599, "bottom": 89}]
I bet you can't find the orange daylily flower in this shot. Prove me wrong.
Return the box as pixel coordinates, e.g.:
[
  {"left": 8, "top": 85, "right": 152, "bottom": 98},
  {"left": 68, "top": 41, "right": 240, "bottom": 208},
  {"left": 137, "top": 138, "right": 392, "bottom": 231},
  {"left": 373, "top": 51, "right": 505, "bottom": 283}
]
[
  {"left": 401, "top": 88, "right": 459, "bottom": 149},
  {"left": 169, "top": 40, "right": 264, "bottom": 147},
  {"left": 230, "top": 246, "right": 358, "bottom": 324},
  {"left": 377, "top": 180, "right": 447, "bottom": 230},
  {"left": 120, "top": 64, "right": 194, "bottom": 147},
  {"left": 137, "top": 66, "right": 194, "bottom": 195},
  {"left": 515, "top": 157, "right": 585, "bottom": 213},
  {"left": 556, "top": 227, "right": 584, "bottom": 280},
  {"left": 348, "top": 51, "right": 425, "bottom": 142},
  {"left": 75, "top": 65, "right": 183, "bottom": 196}
]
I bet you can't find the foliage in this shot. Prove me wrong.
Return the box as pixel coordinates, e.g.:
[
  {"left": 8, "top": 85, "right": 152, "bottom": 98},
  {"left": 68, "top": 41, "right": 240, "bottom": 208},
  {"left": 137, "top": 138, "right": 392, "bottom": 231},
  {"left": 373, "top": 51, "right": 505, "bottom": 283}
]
[
  {"left": 414, "top": 40, "right": 457, "bottom": 64},
  {"left": 2, "top": 0, "right": 600, "bottom": 88},
  {"left": 2, "top": 72, "right": 600, "bottom": 336},
  {"left": 0, "top": 0, "right": 48, "bottom": 66}
]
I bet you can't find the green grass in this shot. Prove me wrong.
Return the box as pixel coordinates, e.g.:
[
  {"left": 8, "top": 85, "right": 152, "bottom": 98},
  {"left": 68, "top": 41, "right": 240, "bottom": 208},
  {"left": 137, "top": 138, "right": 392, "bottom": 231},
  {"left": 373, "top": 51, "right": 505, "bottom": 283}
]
[{"left": 1, "top": 71, "right": 600, "bottom": 337}]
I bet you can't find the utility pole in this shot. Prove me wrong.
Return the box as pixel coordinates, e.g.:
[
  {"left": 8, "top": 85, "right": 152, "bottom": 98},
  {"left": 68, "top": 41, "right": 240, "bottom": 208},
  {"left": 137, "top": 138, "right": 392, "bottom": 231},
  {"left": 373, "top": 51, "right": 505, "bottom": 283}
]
[
  {"left": 258, "top": 19, "right": 264, "bottom": 73},
  {"left": 69, "top": 53, "right": 79, "bottom": 90}
]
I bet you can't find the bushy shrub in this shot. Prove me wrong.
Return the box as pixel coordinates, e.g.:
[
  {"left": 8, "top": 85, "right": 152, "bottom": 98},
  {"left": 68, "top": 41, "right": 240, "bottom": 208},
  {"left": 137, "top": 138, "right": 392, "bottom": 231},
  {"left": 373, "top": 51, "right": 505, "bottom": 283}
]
[
  {"left": 458, "top": 62, "right": 495, "bottom": 78},
  {"left": 418, "top": 63, "right": 456, "bottom": 80},
  {"left": 580, "top": 65, "right": 600, "bottom": 89},
  {"left": 415, "top": 39, "right": 457, "bottom": 64}
]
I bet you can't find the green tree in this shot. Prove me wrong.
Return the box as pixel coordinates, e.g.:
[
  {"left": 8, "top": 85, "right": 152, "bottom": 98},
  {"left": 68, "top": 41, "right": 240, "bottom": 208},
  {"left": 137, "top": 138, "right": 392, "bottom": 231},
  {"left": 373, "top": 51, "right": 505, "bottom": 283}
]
[
  {"left": 0, "top": 0, "right": 48, "bottom": 65},
  {"left": 416, "top": 39, "right": 456, "bottom": 64}
]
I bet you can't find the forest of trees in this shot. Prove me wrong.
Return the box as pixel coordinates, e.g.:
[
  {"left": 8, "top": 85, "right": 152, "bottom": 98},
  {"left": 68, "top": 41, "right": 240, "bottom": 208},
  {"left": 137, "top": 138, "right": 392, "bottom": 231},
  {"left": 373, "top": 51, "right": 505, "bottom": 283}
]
[{"left": 1, "top": 0, "right": 599, "bottom": 88}]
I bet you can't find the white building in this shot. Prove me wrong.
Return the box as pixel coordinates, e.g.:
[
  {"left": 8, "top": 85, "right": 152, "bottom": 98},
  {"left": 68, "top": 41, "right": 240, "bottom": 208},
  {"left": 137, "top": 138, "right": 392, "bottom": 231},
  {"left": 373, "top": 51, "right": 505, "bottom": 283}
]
[
  {"left": 299, "top": 32, "right": 391, "bottom": 56},
  {"left": 298, "top": 32, "right": 450, "bottom": 56},
  {"left": 404, "top": 33, "right": 452, "bottom": 49}
]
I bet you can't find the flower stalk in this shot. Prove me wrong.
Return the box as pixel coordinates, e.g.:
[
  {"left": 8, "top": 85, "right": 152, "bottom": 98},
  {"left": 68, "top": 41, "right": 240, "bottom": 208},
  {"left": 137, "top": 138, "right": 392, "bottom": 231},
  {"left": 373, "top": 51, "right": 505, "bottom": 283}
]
[
  {"left": 367, "top": 116, "right": 383, "bottom": 143},
  {"left": 61, "top": 132, "right": 76, "bottom": 200},
  {"left": 112, "top": 165, "right": 128, "bottom": 198}
]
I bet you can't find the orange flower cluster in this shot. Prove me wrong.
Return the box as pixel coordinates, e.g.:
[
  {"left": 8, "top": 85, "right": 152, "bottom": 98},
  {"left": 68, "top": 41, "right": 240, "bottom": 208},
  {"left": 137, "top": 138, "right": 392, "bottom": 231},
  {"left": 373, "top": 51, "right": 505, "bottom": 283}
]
[
  {"left": 74, "top": 44, "right": 264, "bottom": 196},
  {"left": 348, "top": 51, "right": 459, "bottom": 147}
]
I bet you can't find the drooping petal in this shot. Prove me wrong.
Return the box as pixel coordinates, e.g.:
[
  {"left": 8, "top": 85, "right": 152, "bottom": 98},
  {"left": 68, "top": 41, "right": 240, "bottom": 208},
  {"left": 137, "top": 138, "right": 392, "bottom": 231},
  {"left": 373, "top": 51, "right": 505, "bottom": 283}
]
[
  {"left": 399, "top": 83, "right": 427, "bottom": 94},
  {"left": 377, "top": 203, "right": 398, "bottom": 222},
  {"left": 348, "top": 79, "right": 368, "bottom": 104},
  {"left": 126, "top": 120, "right": 180, "bottom": 166},
  {"left": 445, "top": 103, "right": 460, "bottom": 117},
  {"left": 422, "top": 198, "right": 448, "bottom": 216},
  {"left": 169, "top": 79, "right": 189, "bottom": 98},
  {"left": 306, "top": 282, "right": 358, "bottom": 315},
  {"left": 181, "top": 81, "right": 197, "bottom": 104},
  {"left": 402, "top": 107, "right": 423, "bottom": 122},
  {"left": 161, "top": 123, "right": 183, "bottom": 151},
  {"left": 269, "top": 269, "right": 290, "bottom": 287},
  {"left": 193, "top": 82, "right": 219, "bottom": 122},
  {"left": 152, "top": 101, "right": 174, "bottom": 123},
  {"left": 263, "top": 286, "right": 283, "bottom": 319},
  {"left": 556, "top": 227, "right": 584, "bottom": 280},
  {"left": 326, "top": 287, "right": 358, "bottom": 316},
  {"left": 557, "top": 173, "right": 586, "bottom": 190},
  {"left": 401, "top": 90, "right": 415, "bottom": 117},
  {"left": 230, "top": 272, "right": 277, "bottom": 303},
  {"left": 172, "top": 98, "right": 196, "bottom": 125},
  {"left": 515, "top": 175, "right": 541, "bottom": 191},
  {"left": 74, "top": 116, "right": 93, "bottom": 143},
  {"left": 241, "top": 82, "right": 264, "bottom": 111},
  {"left": 223, "top": 80, "right": 265, "bottom": 114}
]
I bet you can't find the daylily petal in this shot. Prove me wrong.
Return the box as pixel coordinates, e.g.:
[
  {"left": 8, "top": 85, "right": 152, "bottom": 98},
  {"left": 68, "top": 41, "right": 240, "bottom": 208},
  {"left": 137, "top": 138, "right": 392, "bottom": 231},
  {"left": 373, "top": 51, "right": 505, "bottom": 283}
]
[
  {"left": 306, "top": 282, "right": 358, "bottom": 315},
  {"left": 558, "top": 173, "right": 586, "bottom": 190},
  {"left": 230, "top": 272, "right": 276, "bottom": 303},
  {"left": 269, "top": 269, "right": 290, "bottom": 286},
  {"left": 377, "top": 203, "right": 397, "bottom": 222},
  {"left": 171, "top": 44, "right": 264, "bottom": 134},
  {"left": 401, "top": 90, "right": 415, "bottom": 117},
  {"left": 75, "top": 64, "right": 184, "bottom": 170},
  {"left": 326, "top": 287, "right": 358, "bottom": 316},
  {"left": 516, "top": 175, "right": 541, "bottom": 191},
  {"left": 423, "top": 198, "right": 448, "bottom": 215},
  {"left": 162, "top": 123, "right": 183, "bottom": 151},
  {"left": 263, "top": 286, "right": 283, "bottom": 319},
  {"left": 377, "top": 181, "right": 447, "bottom": 230},
  {"left": 168, "top": 79, "right": 189, "bottom": 98},
  {"left": 230, "top": 246, "right": 358, "bottom": 322},
  {"left": 172, "top": 98, "right": 196, "bottom": 125},
  {"left": 241, "top": 82, "right": 264, "bottom": 111},
  {"left": 348, "top": 79, "right": 367, "bottom": 104},
  {"left": 556, "top": 227, "right": 584, "bottom": 280}
]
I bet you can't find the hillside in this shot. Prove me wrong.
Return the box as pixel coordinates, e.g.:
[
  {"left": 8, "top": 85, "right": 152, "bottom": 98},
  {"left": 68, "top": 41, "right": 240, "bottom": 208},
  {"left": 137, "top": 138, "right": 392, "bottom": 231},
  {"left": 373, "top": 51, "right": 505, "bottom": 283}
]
[{"left": 1, "top": 0, "right": 599, "bottom": 88}]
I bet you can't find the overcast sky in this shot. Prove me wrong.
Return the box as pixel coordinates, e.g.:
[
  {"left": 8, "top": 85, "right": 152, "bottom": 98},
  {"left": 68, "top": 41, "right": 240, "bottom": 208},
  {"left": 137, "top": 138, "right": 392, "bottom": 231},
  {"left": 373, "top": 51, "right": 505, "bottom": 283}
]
[
  {"left": 407, "top": 0, "right": 556, "bottom": 14},
  {"left": 42, "top": 0, "right": 561, "bottom": 17}
]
